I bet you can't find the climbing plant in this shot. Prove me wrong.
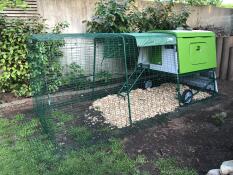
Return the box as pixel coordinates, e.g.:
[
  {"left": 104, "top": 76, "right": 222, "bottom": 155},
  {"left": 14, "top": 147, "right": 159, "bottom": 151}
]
[
  {"left": 0, "top": 17, "right": 46, "bottom": 96},
  {"left": 28, "top": 22, "right": 69, "bottom": 95},
  {"left": 0, "top": 17, "right": 69, "bottom": 96}
]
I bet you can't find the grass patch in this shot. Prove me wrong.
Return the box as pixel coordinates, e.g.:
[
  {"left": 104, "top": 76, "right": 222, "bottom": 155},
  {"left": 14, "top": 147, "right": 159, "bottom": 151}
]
[
  {"left": 0, "top": 113, "right": 147, "bottom": 175},
  {"left": 0, "top": 112, "right": 199, "bottom": 175},
  {"left": 52, "top": 111, "right": 75, "bottom": 123},
  {"left": 56, "top": 139, "right": 143, "bottom": 175},
  {"left": 155, "top": 158, "right": 198, "bottom": 175},
  {"left": 0, "top": 115, "right": 57, "bottom": 175},
  {"left": 69, "top": 126, "right": 93, "bottom": 146},
  {"left": 37, "top": 110, "right": 77, "bottom": 137}
]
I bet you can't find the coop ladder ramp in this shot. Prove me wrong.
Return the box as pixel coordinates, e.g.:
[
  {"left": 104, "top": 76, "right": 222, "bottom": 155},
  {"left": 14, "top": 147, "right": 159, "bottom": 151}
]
[{"left": 118, "top": 66, "right": 146, "bottom": 97}]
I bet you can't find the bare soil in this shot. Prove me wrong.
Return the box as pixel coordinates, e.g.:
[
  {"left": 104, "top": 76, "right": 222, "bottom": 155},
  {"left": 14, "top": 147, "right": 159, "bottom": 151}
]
[
  {"left": 0, "top": 93, "right": 23, "bottom": 104},
  {"left": 0, "top": 93, "right": 32, "bottom": 117},
  {"left": 123, "top": 80, "right": 233, "bottom": 174}
]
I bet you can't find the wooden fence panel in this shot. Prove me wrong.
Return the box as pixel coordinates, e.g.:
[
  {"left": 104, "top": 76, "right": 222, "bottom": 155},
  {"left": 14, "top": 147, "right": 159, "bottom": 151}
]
[{"left": 217, "top": 36, "right": 233, "bottom": 81}]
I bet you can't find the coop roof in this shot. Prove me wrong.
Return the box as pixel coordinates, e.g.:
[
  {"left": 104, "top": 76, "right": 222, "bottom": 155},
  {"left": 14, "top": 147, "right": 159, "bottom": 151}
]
[
  {"left": 127, "top": 33, "right": 176, "bottom": 47},
  {"left": 150, "top": 30, "right": 215, "bottom": 38},
  {"left": 31, "top": 33, "right": 177, "bottom": 46},
  {"left": 31, "top": 33, "right": 137, "bottom": 41}
]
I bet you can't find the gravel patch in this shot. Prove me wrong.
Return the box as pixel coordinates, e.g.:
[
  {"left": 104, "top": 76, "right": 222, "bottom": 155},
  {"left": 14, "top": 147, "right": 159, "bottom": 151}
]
[{"left": 90, "top": 83, "right": 211, "bottom": 128}]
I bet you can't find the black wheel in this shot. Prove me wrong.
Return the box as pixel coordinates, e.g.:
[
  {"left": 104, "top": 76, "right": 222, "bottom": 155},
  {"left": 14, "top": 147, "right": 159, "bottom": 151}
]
[
  {"left": 181, "top": 89, "right": 193, "bottom": 105},
  {"left": 144, "top": 80, "right": 153, "bottom": 89}
]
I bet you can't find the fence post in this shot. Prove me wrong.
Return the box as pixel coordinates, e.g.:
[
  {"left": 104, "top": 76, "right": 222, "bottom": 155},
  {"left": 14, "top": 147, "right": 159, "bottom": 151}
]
[
  {"left": 228, "top": 47, "right": 233, "bottom": 81},
  {"left": 216, "top": 37, "right": 223, "bottom": 78},
  {"left": 220, "top": 37, "right": 233, "bottom": 80},
  {"left": 121, "top": 36, "right": 133, "bottom": 126},
  {"left": 92, "top": 39, "right": 97, "bottom": 99}
]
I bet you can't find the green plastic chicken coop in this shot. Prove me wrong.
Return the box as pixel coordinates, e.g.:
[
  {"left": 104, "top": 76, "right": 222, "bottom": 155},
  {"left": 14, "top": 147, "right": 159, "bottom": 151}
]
[
  {"left": 124, "top": 30, "right": 218, "bottom": 104},
  {"left": 30, "top": 30, "right": 218, "bottom": 130}
]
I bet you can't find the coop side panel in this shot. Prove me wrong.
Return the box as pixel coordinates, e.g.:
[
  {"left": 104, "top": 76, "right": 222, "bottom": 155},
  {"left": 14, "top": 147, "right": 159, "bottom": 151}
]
[{"left": 138, "top": 46, "right": 178, "bottom": 74}]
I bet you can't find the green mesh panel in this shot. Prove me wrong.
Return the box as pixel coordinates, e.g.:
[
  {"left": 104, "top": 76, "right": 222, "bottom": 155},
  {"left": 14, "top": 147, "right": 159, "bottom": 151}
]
[{"left": 28, "top": 33, "right": 217, "bottom": 139}]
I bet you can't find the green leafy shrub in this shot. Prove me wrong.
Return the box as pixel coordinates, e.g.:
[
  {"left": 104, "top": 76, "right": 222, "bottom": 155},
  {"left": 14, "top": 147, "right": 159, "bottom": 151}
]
[
  {"left": 96, "top": 71, "right": 112, "bottom": 83},
  {"left": 0, "top": 16, "right": 69, "bottom": 97},
  {"left": 130, "top": 1, "right": 190, "bottom": 32},
  {"left": 62, "top": 63, "right": 89, "bottom": 90},
  {"left": 85, "top": 0, "right": 190, "bottom": 33},
  {"left": 84, "top": 0, "right": 136, "bottom": 32},
  {"left": 0, "top": 17, "right": 46, "bottom": 96}
]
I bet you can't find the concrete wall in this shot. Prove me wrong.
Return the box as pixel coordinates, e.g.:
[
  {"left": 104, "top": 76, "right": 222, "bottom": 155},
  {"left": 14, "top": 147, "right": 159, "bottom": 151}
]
[
  {"left": 185, "top": 5, "right": 233, "bottom": 34},
  {"left": 37, "top": 0, "right": 233, "bottom": 34},
  {"left": 37, "top": 0, "right": 97, "bottom": 33}
]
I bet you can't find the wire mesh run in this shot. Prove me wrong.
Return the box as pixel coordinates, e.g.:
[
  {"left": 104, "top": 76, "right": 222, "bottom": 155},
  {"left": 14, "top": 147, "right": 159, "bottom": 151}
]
[{"left": 29, "top": 33, "right": 217, "bottom": 134}]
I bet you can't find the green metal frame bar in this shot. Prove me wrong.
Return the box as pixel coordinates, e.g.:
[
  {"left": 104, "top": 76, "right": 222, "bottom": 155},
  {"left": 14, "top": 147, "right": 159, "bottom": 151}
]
[
  {"left": 121, "top": 36, "right": 133, "bottom": 126},
  {"left": 176, "top": 74, "right": 182, "bottom": 106},
  {"left": 118, "top": 65, "right": 146, "bottom": 96},
  {"left": 92, "top": 39, "right": 97, "bottom": 99}
]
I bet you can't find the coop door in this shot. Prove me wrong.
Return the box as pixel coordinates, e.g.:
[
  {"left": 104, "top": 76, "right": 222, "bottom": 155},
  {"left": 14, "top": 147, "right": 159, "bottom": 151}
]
[
  {"left": 148, "top": 46, "right": 162, "bottom": 65},
  {"left": 189, "top": 42, "right": 208, "bottom": 65}
]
